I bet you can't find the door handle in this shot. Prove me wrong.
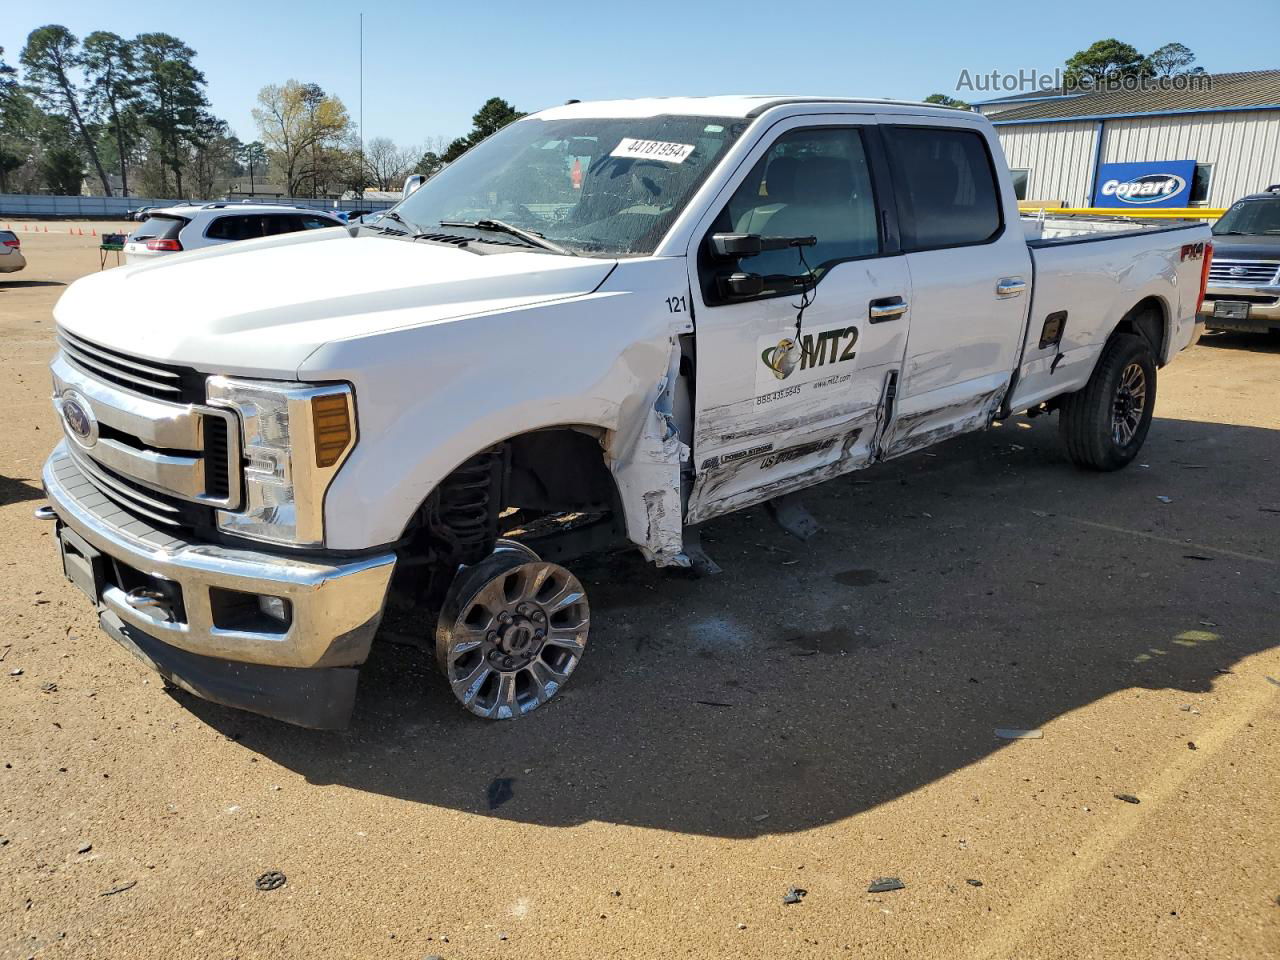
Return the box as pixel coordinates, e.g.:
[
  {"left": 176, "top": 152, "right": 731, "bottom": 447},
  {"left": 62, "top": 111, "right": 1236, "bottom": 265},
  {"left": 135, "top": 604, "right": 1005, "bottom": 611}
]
[
  {"left": 996, "top": 277, "right": 1026, "bottom": 298},
  {"left": 869, "top": 296, "right": 908, "bottom": 323}
]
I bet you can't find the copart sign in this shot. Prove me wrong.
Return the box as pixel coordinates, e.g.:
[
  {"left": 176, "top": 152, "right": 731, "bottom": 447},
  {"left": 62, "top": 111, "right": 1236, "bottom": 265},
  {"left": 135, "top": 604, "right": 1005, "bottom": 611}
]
[{"left": 1093, "top": 160, "right": 1195, "bottom": 208}]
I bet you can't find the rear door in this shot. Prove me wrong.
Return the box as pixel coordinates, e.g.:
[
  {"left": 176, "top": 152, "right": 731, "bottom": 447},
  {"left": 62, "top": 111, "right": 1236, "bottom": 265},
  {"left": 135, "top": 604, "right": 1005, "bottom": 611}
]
[
  {"left": 686, "top": 115, "right": 911, "bottom": 523},
  {"left": 877, "top": 119, "right": 1032, "bottom": 458}
]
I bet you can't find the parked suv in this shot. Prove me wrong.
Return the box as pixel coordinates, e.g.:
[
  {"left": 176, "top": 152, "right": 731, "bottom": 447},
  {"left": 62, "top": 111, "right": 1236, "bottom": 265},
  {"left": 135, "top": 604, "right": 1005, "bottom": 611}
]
[
  {"left": 124, "top": 203, "right": 345, "bottom": 263},
  {"left": 1200, "top": 186, "right": 1280, "bottom": 334},
  {"left": 0, "top": 229, "right": 26, "bottom": 274}
]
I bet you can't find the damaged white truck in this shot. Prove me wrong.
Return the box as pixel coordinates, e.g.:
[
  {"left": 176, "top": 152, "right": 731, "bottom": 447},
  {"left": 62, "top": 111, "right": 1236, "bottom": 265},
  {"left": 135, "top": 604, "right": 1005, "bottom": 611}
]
[{"left": 40, "top": 96, "right": 1214, "bottom": 727}]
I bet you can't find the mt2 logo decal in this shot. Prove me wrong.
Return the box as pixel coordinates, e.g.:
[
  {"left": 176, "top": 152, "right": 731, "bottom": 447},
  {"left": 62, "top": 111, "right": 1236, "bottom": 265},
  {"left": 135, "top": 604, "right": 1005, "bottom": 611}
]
[{"left": 760, "top": 326, "right": 859, "bottom": 381}]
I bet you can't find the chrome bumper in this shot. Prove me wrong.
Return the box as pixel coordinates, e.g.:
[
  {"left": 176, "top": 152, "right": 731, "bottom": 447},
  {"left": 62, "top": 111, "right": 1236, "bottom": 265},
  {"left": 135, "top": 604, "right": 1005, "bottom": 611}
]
[
  {"left": 1200, "top": 282, "right": 1280, "bottom": 323},
  {"left": 43, "top": 441, "right": 396, "bottom": 671}
]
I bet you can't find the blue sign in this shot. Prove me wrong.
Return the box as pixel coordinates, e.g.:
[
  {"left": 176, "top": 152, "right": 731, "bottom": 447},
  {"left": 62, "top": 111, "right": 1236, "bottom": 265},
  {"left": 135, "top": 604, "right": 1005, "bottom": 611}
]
[{"left": 1094, "top": 160, "right": 1195, "bottom": 208}]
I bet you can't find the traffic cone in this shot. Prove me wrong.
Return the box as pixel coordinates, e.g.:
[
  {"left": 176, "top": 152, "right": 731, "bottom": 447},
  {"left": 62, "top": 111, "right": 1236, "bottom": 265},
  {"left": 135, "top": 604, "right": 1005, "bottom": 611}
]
[
  {"left": 92, "top": 228, "right": 97, "bottom": 237},
  {"left": 78, "top": 227, "right": 83, "bottom": 236}
]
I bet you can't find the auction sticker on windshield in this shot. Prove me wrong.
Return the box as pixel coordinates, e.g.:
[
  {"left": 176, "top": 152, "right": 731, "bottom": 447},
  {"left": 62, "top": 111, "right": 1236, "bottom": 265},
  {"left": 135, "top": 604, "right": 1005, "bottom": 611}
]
[{"left": 610, "top": 138, "right": 696, "bottom": 164}]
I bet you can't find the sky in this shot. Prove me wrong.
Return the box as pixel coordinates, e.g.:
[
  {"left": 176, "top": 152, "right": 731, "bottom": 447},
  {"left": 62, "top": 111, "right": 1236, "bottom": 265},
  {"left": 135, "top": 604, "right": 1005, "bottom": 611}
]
[{"left": 6, "top": 0, "right": 1278, "bottom": 149}]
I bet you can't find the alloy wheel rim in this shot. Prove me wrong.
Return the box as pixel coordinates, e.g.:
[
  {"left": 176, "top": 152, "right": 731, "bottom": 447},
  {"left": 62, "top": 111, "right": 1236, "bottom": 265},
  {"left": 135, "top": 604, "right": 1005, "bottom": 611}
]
[
  {"left": 439, "top": 561, "right": 589, "bottom": 719},
  {"left": 1112, "top": 361, "right": 1147, "bottom": 447}
]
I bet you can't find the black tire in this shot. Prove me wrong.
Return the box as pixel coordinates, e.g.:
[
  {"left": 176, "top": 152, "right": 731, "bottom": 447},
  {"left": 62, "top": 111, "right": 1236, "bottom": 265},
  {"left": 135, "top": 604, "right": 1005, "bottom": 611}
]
[{"left": 1058, "top": 333, "right": 1156, "bottom": 471}]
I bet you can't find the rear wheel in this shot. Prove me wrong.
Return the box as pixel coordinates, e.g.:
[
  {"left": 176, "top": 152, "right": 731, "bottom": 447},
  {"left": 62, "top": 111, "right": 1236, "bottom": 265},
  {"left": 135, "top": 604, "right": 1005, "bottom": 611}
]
[
  {"left": 1058, "top": 333, "right": 1156, "bottom": 471},
  {"left": 435, "top": 550, "right": 590, "bottom": 719}
]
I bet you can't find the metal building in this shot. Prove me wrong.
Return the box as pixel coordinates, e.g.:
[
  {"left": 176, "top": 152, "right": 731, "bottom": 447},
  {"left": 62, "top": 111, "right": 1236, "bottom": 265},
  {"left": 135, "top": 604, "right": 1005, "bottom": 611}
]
[{"left": 975, "top": 71, "right": 1280, "bottom": 210}]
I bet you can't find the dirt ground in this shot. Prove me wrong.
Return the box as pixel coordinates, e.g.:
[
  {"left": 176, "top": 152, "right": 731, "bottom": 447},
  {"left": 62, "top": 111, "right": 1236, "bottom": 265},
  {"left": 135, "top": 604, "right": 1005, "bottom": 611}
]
[{"left": 2, "top": 221, "right": 1278, "bottom": 960}]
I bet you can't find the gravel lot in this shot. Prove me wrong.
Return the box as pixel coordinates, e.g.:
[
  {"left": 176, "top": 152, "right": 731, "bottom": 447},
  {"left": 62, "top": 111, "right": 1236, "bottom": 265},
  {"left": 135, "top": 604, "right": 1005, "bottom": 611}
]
[{"left": 2, "top": 221, "right": 1278, "bottom": 960}]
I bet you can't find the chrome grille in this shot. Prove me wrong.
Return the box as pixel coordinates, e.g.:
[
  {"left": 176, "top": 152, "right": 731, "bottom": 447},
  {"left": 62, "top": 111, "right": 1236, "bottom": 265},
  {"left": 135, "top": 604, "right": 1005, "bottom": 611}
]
[
  {"left": 1207, "top": 259, "right": 1280, "bottom": 285},
  {"left": 51, "top": 338, "right": 243, "bottom": 527},
  {"left": 57, "top": 329, "right": 188, "bottom": 400}
]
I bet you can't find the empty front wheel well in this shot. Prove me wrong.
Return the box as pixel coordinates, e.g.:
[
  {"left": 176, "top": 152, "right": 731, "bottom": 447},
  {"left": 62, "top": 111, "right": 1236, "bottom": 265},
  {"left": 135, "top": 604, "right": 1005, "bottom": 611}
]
[{"left": 402, "top": 427, "right": 623, "bottom": 577}]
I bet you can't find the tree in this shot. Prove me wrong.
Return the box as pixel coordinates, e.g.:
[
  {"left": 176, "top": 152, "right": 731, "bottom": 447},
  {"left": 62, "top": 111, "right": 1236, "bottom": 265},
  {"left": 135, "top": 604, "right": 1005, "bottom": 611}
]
[
  {"left": 81, "top": 31, "right": 139, "bottom": 196},
  {"left": 38, "top": 114, "right": 83, "bottom": 195},
  {"left": 239, "top": 140, "right": 267, "bottom": 194},
  {"left": 1064, "top": 39, "right": 1148, "bottom": 88},
  {"left": 364, "top": 136, "right": 417, "bottom": 190},
  {"left": 20, "top": 25, "right": 113, "bottom": 195},
  {"left": 1145, "top": 42, "right": 1197, "bottom": 77},
  {"left": 252, "top": 80, "right": 351, "bottom": 196},
  {"left": 133, "top": 33, "right": 210, "bottom": 197},
  {"left": 187, "top": 115, "right": 238, "bottom": 198},
  {"left": 430, "top": 97, "right": 526, "bottom": 167},
  {"left": 923, "top": 93, "right": 971, "bottom": 110}
]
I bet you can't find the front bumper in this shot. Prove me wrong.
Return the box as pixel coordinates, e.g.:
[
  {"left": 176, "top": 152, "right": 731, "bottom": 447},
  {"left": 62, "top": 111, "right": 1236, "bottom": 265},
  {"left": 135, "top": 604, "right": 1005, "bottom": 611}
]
[
  {"left": 43, "top": 442, "right": 396, "bottom": 727},
  {"left": 1199, "top": 282, "right": 1280, "bottom": 331}
]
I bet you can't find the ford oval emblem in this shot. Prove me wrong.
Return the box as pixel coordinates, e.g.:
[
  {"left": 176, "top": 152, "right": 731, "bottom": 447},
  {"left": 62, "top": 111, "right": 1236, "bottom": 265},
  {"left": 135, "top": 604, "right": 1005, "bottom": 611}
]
[{"left": 61, "top": 392, "right": 98, "bottom": 447}]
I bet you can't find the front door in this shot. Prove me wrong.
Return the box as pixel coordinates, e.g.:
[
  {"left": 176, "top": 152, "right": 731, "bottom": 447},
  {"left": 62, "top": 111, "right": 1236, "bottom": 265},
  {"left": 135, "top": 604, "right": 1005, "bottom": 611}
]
[{"left": 685, "top": 117, "right": 911, "bottom": 524}]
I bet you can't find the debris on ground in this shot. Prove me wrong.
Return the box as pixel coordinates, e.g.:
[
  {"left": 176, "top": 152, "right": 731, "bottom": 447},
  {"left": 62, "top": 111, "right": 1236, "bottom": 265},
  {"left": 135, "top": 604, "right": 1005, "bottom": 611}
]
[
  {"left": 100, "top": 880, "right": 137, "bottom": 897},
  {"left": 76, "top": 843, "right": 92, "bottom": 854},
  {"left": 9, "top": 668, "right": 22, "bottom": 676},
  {"left": 782, "top": 886, "right": 807, "bottom": 904},
  {"left": 1156, "top": 496, "right": 1172, "bottom": 503},
  {"left": 1265, "top": 676, "right": 1280, "bottom": 688},
  {"left": 965, "top": 879, "right": 984, "bottom": 887},
  {"left": 1188, "top": 741, "right": 1197, "bottom": 750},
  {"left": 486, "top": 777, "right": 514, "bottom": 810},
  {"left": 255, "top": 870, "right": 287, "bottom": 891},
  {"left": 752, "top": 813, "right": 770, "bottom": 822},
  {"left": 1215, "top": 668, "right": 1233, "bottom": 675},
  {"left": 1183, "top": 554, "right": 1214, "bottom": 561},
  {"left": 1114, "top": 793, "right": 1141, "bottom": 805},
  {"left": 695, "top": 700, "right": 733, "bottom": 707},
  {"left": 995, "top": 728, "right": 1043, "bottom": 739},
  {"left": 868, "top": 878, "right": 906, "bottom": 893},
  {"left": 40, "top": 681, "right": 57, "bottom": 693}
]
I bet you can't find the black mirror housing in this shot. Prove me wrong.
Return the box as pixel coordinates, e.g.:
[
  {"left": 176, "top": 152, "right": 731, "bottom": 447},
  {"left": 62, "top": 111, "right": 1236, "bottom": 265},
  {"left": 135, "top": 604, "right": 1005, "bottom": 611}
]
[
  {"left": 716, "top": 272, "right": 765, "bottom": 299},
  {"left": 709, "top": 232, "right": 818, "bottom": 260}
]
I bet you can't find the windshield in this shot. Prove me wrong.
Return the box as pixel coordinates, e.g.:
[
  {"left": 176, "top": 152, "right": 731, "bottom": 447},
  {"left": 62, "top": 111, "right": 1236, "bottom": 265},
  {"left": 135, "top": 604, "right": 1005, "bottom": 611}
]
[
  {"left": 393, "top": 114, "right": 745, "bottom": 257},
  {"left": 1213, "top": 198, "right": 1280, "bottom": 236}
]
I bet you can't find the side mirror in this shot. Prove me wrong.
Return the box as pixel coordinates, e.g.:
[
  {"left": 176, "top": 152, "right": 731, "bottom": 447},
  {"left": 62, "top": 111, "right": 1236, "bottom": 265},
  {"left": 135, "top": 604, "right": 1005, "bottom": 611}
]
[
  {"left": 709, "top": 232, "right": 817, "bottom": 260},
  {"left": 402, "top": 174, "right": 426, "bottom": 197},
  {"left": 716, "top": 272, "right": 765, "bottom": 299},
  {"left": 709, "top": 233, "right": 763, "bottom": 258}
]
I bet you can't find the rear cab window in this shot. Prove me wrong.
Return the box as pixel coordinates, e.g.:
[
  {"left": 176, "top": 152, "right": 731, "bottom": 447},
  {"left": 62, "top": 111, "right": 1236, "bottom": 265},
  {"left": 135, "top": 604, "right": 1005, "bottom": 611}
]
[
  {"left": 881, "top": 125, "right": 1002, "bottom": 251},
  {"left": 130, "top": 215, "right": 187, "bottom": 242}
]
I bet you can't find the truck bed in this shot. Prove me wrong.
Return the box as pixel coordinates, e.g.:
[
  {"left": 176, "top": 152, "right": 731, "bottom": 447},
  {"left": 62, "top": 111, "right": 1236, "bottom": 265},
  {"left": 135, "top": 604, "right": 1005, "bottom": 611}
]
[{"left": 1007, "top": 218, "right": 1210, "bottom": 413}]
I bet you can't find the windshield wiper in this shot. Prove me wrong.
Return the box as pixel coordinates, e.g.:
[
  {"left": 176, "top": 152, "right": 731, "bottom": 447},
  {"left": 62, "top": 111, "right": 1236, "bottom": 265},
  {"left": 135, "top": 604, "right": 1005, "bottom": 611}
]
[
  {"left": 438, "top": 219, "right": 574, "bottom": 256},
  {"left": 378, "top": 210, "right": 419, "bottom": 234}
]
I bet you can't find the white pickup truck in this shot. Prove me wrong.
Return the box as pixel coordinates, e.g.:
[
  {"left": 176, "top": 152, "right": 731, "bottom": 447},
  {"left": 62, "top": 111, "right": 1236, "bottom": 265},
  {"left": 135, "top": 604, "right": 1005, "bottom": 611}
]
[{"left": 41, "top": 96, "right": 1214, "bottom": 727}]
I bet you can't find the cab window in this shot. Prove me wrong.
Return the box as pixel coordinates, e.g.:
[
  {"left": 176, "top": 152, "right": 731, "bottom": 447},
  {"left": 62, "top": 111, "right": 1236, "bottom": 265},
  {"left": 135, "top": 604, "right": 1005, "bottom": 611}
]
[
  {"left": 708, "top": 127, "right": 880, "bottom": 296},
  {"left": 881, "top": 126, "right": 1002, "bottom": 251}
]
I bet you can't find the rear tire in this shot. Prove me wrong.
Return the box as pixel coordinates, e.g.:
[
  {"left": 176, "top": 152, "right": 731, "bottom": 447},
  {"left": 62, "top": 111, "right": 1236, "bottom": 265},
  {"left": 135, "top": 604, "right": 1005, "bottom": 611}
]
[{"left": 1058, "top": 333, "right": 1156, "bottom": 471}]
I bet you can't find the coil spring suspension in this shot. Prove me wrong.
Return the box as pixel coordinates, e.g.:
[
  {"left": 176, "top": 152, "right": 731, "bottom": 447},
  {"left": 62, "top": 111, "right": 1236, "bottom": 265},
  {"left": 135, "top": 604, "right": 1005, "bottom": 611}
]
[{"left": 424, "top": 446, "right": 506, "bottom": 567}]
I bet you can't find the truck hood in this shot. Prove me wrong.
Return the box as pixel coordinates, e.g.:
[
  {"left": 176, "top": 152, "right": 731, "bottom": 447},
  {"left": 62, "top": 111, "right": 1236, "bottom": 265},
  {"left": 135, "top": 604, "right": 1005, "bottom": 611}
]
[
  {"left": 1209, "top": 236, "right": 1280, "bottom": 261},
  {"left": 53, "top": 229, "right": 616, "bottom": 377}
]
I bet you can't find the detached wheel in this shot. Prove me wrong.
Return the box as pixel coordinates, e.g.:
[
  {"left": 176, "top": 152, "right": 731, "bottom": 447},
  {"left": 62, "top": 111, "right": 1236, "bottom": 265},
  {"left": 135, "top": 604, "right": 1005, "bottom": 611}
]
[
  {"left": 1058, "top": 333, "right": 1156, "bottom": 471},
  {"left": 435, "top": 551, "right": 589, "bottom": 719}
]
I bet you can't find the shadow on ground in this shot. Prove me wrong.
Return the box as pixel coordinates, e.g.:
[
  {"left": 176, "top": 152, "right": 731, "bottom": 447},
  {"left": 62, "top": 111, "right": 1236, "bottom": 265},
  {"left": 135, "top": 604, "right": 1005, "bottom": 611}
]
[
  {"left": 179, "top": 412, "right": 1280, "bottom": 837},
  {"left": 1198, "top": 330, "right": 1280, "bottom": 354},
  {"left": 0, "top": 474, "right": 45, "bottom": 506},
  {"left": 0, "top": 280, "right": 67, "bottom": 290}
]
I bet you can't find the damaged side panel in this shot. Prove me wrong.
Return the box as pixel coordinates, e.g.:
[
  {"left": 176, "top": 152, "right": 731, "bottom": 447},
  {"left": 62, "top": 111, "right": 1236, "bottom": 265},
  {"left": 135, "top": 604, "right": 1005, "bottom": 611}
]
[
  {"left": 606, "top": 339, "right": 690, "bottom": 567},
  {"left": 880, "top": 380, "right": 1008, "bottom": 460}
]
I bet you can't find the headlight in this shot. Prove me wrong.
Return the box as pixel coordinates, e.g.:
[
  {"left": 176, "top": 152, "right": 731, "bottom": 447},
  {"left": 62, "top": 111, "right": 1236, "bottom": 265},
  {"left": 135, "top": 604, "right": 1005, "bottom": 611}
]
[{"left": 207, "top": 377, "right": 356, "bottom": 547}]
